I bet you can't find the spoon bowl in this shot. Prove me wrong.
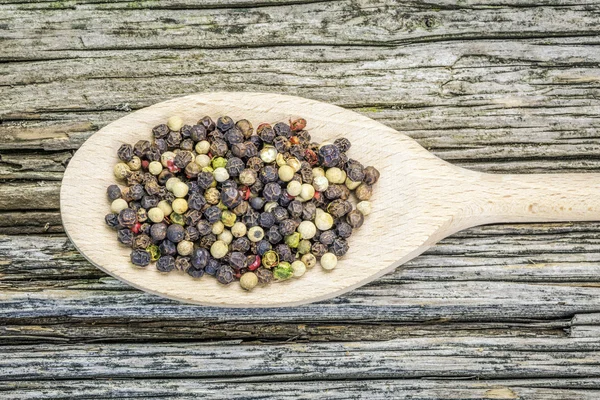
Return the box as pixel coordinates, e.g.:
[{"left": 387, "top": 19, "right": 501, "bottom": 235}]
[{"left": 61, "top": 92, "right": 600, "bottom": 307}]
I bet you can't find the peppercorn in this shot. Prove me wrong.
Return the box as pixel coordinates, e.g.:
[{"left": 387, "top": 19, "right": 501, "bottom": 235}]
[
  {"left": 291, "top": 260, "right": 307, "bottom": 277},
  {"left": 275, "top": 244, "right": 294, "bottom": 263},
  {"left": 131, "top": 249, "right": 151, "bottom": 267},
  {"left": 204, "top": 258, "right": 219, "bottom": 275},
  {"left": 198, "top": 115, "right": 215, "bottom": 132},
  {"left": 285, "top": 232, "right": 301, "bottom": 248},
  {"left": 105, "top": 213, "right": 120, "bottom": 229},
  {"left": 302, "top": 202, "right": 317, "bottom": 221},
  {"left": 136, "top": 208, "right": 148, "bottom": 223},
  {"left": 361, "top": 165, "right": 379, "bottom": 184},
  {"left": 210, "top": 240, "right": 228, "bottom": 259},
  {"left": 156, "top": 255, "right": 175, "bottom": 272},
  {"left": 216, "top": 265, "right": 235, "bottom": 285},
  {"left": 243, "top": 208, "right": 260, "bottom": 227},
  {"left": 133, "top": 234, "right": 151, "bottom": 250},
  {"left": 327, "top": 199, "right": 351, "bottom": 219},
  {"left": 278, "top": 219, "right": 297, "bottom": 236},
  {"left": 320, "top": 252, "right": 338, "bottom": 270},
  {"left": 262, "top": 250, "right": 279, "bottom": 268},
  {"left": 273, "top": 262, "right": 293, "bottom": 280},
  {"left": 154, "top": 138, "right": 168, "bottom": 153},
  {"left": 271, "top": 206, "right": 287, "bottom": 222},
  {"left": 287, "top": 200, "right": 303, "bottom": 218},
  {"left": 318, "top": 144, "right": 341, "bottom": 168},
  {"left": 331, "top": 238, "right": 349, "bottom": 257},
  {"left": 225, "top": 127, "right": 244, "bottom": 145},
  {"left": 107, "top": 185, "right": 122, "bottom": 202},
  {"left": 230, "top": 237, "right": 250, "bottom": 253},
  {"left": 153, "top": 124, "right": 170, "bottom": 139},
  {"left": 167, "top": 116, "right": 184, "bottom": 131},
  {"left": 185, "top": 162, "right": 200, "bottom": 179},
  {"left": 319, "top": 230, "right": 337, "bottom": 245},
  {"left": 346, "top": 209, "right": 364, "bottom": 229},
  {"left": 246, "top": 156, "right": 264, "bottom": 173},
  {"left": 117, "top": 208, "right": 137, "bottom": 229},
  {"left": 298, "top": 184, "right": 315, "bottom": 202},
  {"left": 355, "top": 183, "right": 373, "bottom": 201},
  {"left": 204, "top": 206, "right": 222, "bottom": 224},
  {"left": 263, "top": 182, "right": 282, "bottom": 202},
  {"left": 357, "top": 201, "right": 372, "bottom": 216},
  {"left": 117, "top": 144, "right": 134, "bottom": 162},
  {"left": 229, "top": 251, "right": 247, "bottom": 271},
  {"left": 157, "top": 200, "right": 172, "bottom": 217},
  {"left": 311, "top": 242, "right": 327, "bottom": 258},
  {"left": 247, "top": 226, "right": 265, "bottom": 242},
  {"left": 301, "top": 253, "right": 316, "bottom": 269},
  {"left": 255, "top": 267, "right": 273, "bottom": 284},
  {"left": 187, "top": 266, "right": 205, "bottom": 278},
  {"left": 199, "top": 234, "right": 217, "bottom": 249},
  {"left": 175, "top": 256, "right": 191, "bottom": 272},
  {"left": 166, "top": 224, "right": 185, "bottom": 243},
  {"left": 324, "top": 185, "right": 343, "bottom": 200},
  {"left": 185, "top": 226, "right": 200, "bottom": 242},
  {"left": 159, "top": 239, "right": 177, "bottom": 256}
]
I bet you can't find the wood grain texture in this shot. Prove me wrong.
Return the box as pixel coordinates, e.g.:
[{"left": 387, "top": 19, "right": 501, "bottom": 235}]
[{"left": 3, "top": 0, "right": 600, "bottom": 397}]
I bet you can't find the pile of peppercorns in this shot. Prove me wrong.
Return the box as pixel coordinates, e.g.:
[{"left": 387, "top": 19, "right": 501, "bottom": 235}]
[{"left": 105, "top": 115, "right": 379, "bottom": 291}]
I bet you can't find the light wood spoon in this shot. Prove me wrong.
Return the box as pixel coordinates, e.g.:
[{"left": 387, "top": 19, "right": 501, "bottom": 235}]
[{"left": 61, "top": 92, "right": 600, "bottom": 307}]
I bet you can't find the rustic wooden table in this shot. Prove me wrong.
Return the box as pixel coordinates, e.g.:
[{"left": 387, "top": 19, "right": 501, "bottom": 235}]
[{"left": 2, "top": 0, "right": 600, "bottom": 398}]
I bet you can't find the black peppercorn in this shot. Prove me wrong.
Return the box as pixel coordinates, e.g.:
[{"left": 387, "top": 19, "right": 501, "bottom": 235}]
[
  {"left": 311, "top": 242, "right": 328, "bottom": 258},
  {"left": 166, "top": 224, "right": 185, "bottom": 243},
  {"left": 156, "top": 255, "right": 175, "bottom": 272},
  {"left": 204, "top": 206, "right": 222, "bottom": 224},
  {"left": 199, "top": 233, "right": 217, "bottom": 249},
  {"left": 180, "top": 124, "right": 193, "bottom": 139},
  {"left": 263, "top": 182, "right": 282, "bottom": 202},
  {"left": 133, "top": 140, "right": 151, "bottom": 158},
  {"left": 146, "top": 145, "right": 162, "bottom": 162},
  {"left": 319, "top": 230, "right": 337, "bottom": 245},
  {"left": 217, "top": 116, "right": 235, "bottom": 132},
  {"left": 346, "top": 164, "right": 365, "bottom": 182},
  {"left": 107, "top": 185, "right": 122, "bottom": 201},
  {"left": 166, "top": 131, "right": 182, "bottom": 148},
  {"left": 208, "top": 130, "right": 224, "bottom": 142},
  {"left": 185, "top": 226, "right": 200, "bottom": 242},
  {"left": 131, "top": 249, "right": 151, "bottom": 267},
  {"left": 225, "top": 127, "right": 244, "bottom": 145},
  {"left": 210, "top": 138, "right": 229, "bottom": 157},
  {"left": 324, "top": 185, "right": 343, "bottom": 200},
  {"left": 250, "top": 180, "right": 264, "bottom": 196},
  {"left": 153, "top": 124, "right": 170, "bottom": 139},
  {"left": 278, "top": 219, "right": 298, "bottom": 236},
  {"left": 129, "top": 184, "right": 145, "bottom": 201},
  {"left": 258, "top": 212, "right": 276, "bottom": 229},
  {"left": 140, "top": 223, "right": 152, "bottom": 236},
  {"left": 243, "top": 208, "right": 260, "bottom": 227},
  {"left": 231, "top": 142, "right": 247, "bottom": 158},
  {"left": 266, "top": 226, "right": 283, "bottom": 244},
  {"left": 246, "top": 156, "right": 264, "bottom": 172},
  {"left": 157, "top": 170, "right": 173, "bottom": 186},
  {"left": 273, "top": 136, "right": 290, "bottom": 153},
  {"left": 180, "top": 138, "right": 195, "bottom": 152},
  {"left": 331, "top": 238, "right": 349, "bottom": 257},
  {"left": 187, "top": 193, "right": 206, "bottom": 211},
  {"left": 278, "top": 192, "right": 293, "bottom": 207},
  {"left": 334, "top": 137, "right": 351, "bottom": 152},
  {"left": 327, "top": 199, "right": 352, "bottom": 218},
  {"left": 275, "top": 244, "right": 294, "bottom": 263},
  {"left": 188, "top": 124, "right": 206, "bottom": 142},
  {"left": 229, "top": 252, "right": 247, "bottom": 270},
  {"left": 117, "top": 144, "right": 134, "bottom": 162},
  {"left": 141, "top": 195, "right": 159, "bottom": 209},
  {"left": 197, "top": 171, "right": 215, "bottom": 189},
  {"left": 299, "top": 167, "right": 313, "bottom": 184},
  {"left": 302, "top": 202, "right": 316, "bottom": 221},
  {"left": 273, "top": 122, "right": 292, "bottom": 138},
  {"left": 258, "top": 124, "right": 275, "bottom": 143},
  {"left": 184, "top": 210, "right": 202, "bottom": 227},
  {"left": 231, "top": 237, "right": 251, "bottom": 253},
  {"left": 149, "top": 223, "right": 167, "bottom": 242},
  {"left": 249, "top": 196, "right": 265, "bottom": 211},
  {"left": 244, "top": 142, "right": 258, "bottom": 158},
  {"left": 190, "top": 248, "right": 209, "bottom": 269},
  {"left": 287, "top": 200, "right": 303, "bottom": 218},
  {"left": 363, "top": 166, "right": 380, "bottom": 185},
  {"left": 118, "top": 208, "right": 137, "bottom": 228},
  {"left": 196, "top": 220, "right": 212, "bottom": 236},
  {"left": 248, "top": 134, "right": 262, "bottom": 149},
  {"left": 134, "top": 234, "right": 152, "bottom": 250},
  {"left": 256, "top": 240, "right": 272, "bottom": 255},
  {"left": 259, "top": 165, "right": 278, "bottom": 183},
  {"left": 221, "top": 186, "right": 242, "bottom": 209},
  {"left": 159, "top": 239, "right": 177, "bottom": 256},
  {"left": 318, "top": 144, "right": 340, "bottom": 168},
  {"left": 216, "top": 265, "right": 235, "bottom": 284},
  {"left": 272, "top": 206, "right": 288, "bottom": 222},
  {"left": 198, "top": 116, "right": 215, "bottom": 132},
  {"left": 175, "top": 256, "right": 191, "bottom": 272},
  {"left": 346, "top": 210, "right": 364, "bottom": 229},
  {"left": 154, "top": 138, "right": 168, "bottom": 153},
  {"left": 296, "top": 130, "right": 311, "bottom": 145},
  {"left": 226, "top": 157, "right": 244, "bottom": 177},
  {"left": 105, "top": 213, "right": 120, "bottom": 229},
  {"left": 187, "top": 267, "right": 204, "bottom": 278},
  {"left": 174, "top": 151, "right": 193, "bottom": 169},
  {"left": 255, "top": 267, "right": 273, "bottom": 284},
  {"left": 117, "top": 228, "right": 134, "bottom": 246}
]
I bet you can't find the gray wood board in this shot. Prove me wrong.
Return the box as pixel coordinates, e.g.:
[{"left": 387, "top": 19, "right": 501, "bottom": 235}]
[{"left": 2, "top": 0, "right": 600, "bottom": 397}]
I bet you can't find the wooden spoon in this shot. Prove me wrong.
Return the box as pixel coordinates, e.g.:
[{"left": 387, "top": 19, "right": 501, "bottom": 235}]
[{"left": 61, "top": 92, "right": 600, "bottom": 307}]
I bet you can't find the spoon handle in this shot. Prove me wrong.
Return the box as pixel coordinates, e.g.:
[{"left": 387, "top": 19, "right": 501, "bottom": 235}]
[{"left": 473, "top": 173, "right": 600, "bottom": 224}]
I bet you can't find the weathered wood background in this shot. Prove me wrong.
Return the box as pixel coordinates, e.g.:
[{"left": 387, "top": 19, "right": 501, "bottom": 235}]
[{"left": 2, "top": 0, "right": 600, "bottom": 398}]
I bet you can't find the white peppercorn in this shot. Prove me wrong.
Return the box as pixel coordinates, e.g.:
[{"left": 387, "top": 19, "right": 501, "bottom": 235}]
[
  {"left": 357, "top": 201, "right": 372, "bottom": 216},
  {"left": 165, "top": 177, "right": 181, "bottom": 191},
  {"left": 287, "top": 180, "right": 302, "bottom": 197},
  {"left": 157, "top": 200, "right": 172, "bottom": 217},
  {"left": 321, "top": 252, "right": 338, "bottom": 270},
  {"left": 213, "top": 167, "right": 229, "bottom": 182},
  {"left": 231, "top": 222, "right": 247, "bottom": 238},
  {"left": 301, "top": 253, "right": 317, "bottom": 269},
  {"left": 259, "top": 146, "right": 277, "bottom": 163},
  {"left": 287, "top": 157, "right": 302, "bottom": 172},
  {"left": 111, "top": 198, "right": 129, "bottom": 214},
  {"left": 212, "top": 221, "right": 225, "bottom": 235},
  {"left": 218, "top": 229, "right": 233, "bottom": 245},
  {"left": 325, "top": 167, "right": 346, "bottom": 184},
  {"left": 167, "top": 115, "right": 184, "bottom": 131},
  {"left": 278, "top": 165, "right": 295, "bottom": 182},
  {"left": 345, "top": 177, "right": 361, "bottom": 190},
  {"left": 195, "top": 140, "right": 210, "bottom": 154},
  {"left": 210, "top": 240, "right": 229, "bottom": 259},
  {"left": 240, "top": 272, "right": 259, "bottom": 291},
  {"left": 148, "top": 207, "right": 165, "bottom": 223},
  {"left": 127, "top": 156, "right": 142, "bottom": 171},
  {"left": 195, "top": 154, "right": 211, "bottom": 168},
  {"left": 172, "top": 198, "right": 188, "bottom": 214},
  {"left": 299, "top": 183, "right": 315, "bottom": 201},
  {"left": 172, "top": 181, "right": 189, "bottom": 198},
  {"left": 315, "top": 209, "right": 334, "bottom": 231},
  {"left": 291, "top": 260, "right": 307, "bottom": 277},
  {"left": 248, "top": 226, "right": 264, "bottom": 242},
  {"left": 148, "top": 161, "right": 163, "bottom": 175},
  {"left": 312, "top": 176, "right": 329, "bottom": 192},
  {"left": 312, "top": 167, "right": 325, "bottom": 178},
  {"left": 113, "top": 163, "right": 131, "bottom": 180},
  {"left": 177, "top": 240, "right": 194, "bottom": 256},
  {"left": 297, "top": 220, "right": 317, "bottom": 239}
]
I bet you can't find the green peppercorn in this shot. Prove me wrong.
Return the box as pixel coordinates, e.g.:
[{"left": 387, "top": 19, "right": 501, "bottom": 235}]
[
  {"left": 221, "top": 210, "right": 237, "bottom": 227},
  {"left": 262, "top": 250, "right": 279, "bottom": 268},
  {"left": 297, "top": 239, "right": 312, "bottom": 255},
  {"left": 273, "top": 262, "right": 293, "bottom": 280},
  {"left": 147, "top": 244, "right": 161, "bottom": 261}
]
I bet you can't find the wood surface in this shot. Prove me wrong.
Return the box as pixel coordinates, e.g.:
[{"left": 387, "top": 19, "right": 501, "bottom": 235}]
[{"left": 2, "top": 0, "right": 600, "bottom": 397}]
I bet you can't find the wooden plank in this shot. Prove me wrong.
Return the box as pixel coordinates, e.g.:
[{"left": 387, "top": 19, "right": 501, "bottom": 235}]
[
  {"left": 2, "top": 338, "right": 600, "bottom": 381},
  {"left": 0, "top": 151, "right": 70, "bottom": 181},
  {"left": 2, "top": 379, "right": 599, "bottom": 400},
  {"left": 0, "top": 211, "right": 63, "bottom": 234},
  {"left": 0, "top": 182, "right": 60, "bottom": 210}
]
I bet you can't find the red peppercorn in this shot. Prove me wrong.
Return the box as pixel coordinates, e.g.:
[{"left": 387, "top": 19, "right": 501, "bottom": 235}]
[
  {"left": 166, "top": 160, "right": 180, "bottom": 173},
  {"left": 131, "top": 222, "right": 142, "bottom": 234},
  {"left": 314, "top": 191, "right": 321, "bottom": 200},
  {"left": 248, "top": 255, "right": 261, "bottom": 271},
  {"left": 239, "top": 186, "right": 251, "bottom": 200},
  {"left": 290, "top": 136, "right": 300, "bottom": 145},
  {"left": 305, "top": 149, "right": 318, "bottom": 165},
  {"left": 289, "top": 118, "right": 306, "bottom": 131},
  {"left": 141, "top": 160, "right": 150, "bottom": 170}
]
